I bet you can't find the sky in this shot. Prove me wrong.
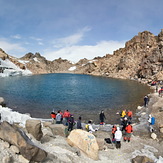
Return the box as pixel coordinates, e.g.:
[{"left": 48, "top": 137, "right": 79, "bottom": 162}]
[{"left": 0, "top": 0, "right": 163, "bottom": 62}]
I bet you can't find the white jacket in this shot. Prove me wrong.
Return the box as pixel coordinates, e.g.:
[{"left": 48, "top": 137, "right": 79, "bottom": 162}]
[{"left": 115, "top": 127, "right": 122, "bottom": 141}]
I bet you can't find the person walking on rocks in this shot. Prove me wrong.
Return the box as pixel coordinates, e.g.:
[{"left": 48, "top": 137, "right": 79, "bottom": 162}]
[
  {"left": 99, "top": 110, "right": 106, "bottom": 125},
  {"left": 114, "top": 127, "right": 122, "bottom": 149},
  {"left": 124, "top": 122, "right": 133, "bottom": 142}
]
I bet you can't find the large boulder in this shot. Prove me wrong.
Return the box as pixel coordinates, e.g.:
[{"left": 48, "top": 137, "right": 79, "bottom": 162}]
[
  {"left": 25, "top": 119, "right": 43, "bottom": 141},
  {"left": 0, "top": 121, "right": 47, "bottom": 162},
  {"left": 67, "top": 129, "right": 99, "bottom": 160},
  {"left": 43, "top": 122, "right": 66, "bottom": 137},
  {"left": 132, "top": 155, "right": 154, "bottom": 163}
]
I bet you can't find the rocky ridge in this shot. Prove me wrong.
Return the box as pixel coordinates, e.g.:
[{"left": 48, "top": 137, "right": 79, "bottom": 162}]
[{"left": 0, "top": 29, "right": 163, "bottom": 80}]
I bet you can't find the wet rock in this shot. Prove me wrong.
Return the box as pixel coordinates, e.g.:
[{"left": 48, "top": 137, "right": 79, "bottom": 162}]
[{"left": 26, "top": 119, "right": 43, "bottom": 141}]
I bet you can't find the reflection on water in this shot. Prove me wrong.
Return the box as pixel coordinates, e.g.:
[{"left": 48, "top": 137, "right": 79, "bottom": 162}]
[{"left": 0, "top": 73, "right": 151, "bottom": 124}]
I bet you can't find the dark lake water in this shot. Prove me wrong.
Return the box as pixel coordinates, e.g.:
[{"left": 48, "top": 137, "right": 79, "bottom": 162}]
[{"left": 0, "top": 73, "right": 151, "bottom": 124}]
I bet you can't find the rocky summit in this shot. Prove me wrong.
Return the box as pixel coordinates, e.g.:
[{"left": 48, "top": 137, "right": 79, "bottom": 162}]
[{"left": 1, "top": 29, "right": 163, "bottom": 80}]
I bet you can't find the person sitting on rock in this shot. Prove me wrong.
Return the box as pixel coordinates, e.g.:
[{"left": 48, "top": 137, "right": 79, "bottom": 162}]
[{"left": 88, "top": 120, "right": 96, "bottom": 133}]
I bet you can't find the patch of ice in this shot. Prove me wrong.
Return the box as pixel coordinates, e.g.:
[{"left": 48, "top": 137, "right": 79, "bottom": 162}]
[
  {"left": 68, "top": 66, "right": 76, "bottom": 71},
  {"left": 0, "top": 105, "right": 31, "bottom": 127}
]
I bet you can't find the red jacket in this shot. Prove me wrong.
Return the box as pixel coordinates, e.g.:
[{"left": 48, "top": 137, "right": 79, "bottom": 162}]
[
  {"left": 125, "top": 125, "right": 133, "bottom": 133},
  {"left": 63, "top": 111, "right": 70, "bottom": 118}
]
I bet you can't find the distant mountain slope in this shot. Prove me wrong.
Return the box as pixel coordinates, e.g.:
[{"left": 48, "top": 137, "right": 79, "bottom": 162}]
[{"left": 0, "top": 29, "right": 163, "bottom": 80}]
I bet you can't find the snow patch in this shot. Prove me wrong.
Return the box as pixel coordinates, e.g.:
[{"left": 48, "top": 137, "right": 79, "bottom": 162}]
[
  {"left": 0, "top": 105, "right": 31, "bottom": 127},
  {"left": 68, "top": 66, "right": 76, "bottom": 71},
  {"left": 33, "top": 57, "right": 39, "bottom": 62},
  {"left": 0, "top": 58, "right": 32, "bottom": 77}
]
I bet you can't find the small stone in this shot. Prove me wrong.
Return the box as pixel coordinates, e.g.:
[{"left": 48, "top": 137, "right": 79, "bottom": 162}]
[
  {"left": 10, "top": 145, "right": 20, "bottom": 154},
  {"left": 18, "top": 155, "right": 30, "bottom": 163},
  {"left": 160, "top": 128, "right": 163, "bottom": 133},
  {"left": 151, "top": 133, "right": 157, "bottom": 139}
]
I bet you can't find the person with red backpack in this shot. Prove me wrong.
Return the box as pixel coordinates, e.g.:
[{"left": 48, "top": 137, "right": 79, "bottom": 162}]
[{"left": 124, "top": 122, "right": 133, "bottom": 142}]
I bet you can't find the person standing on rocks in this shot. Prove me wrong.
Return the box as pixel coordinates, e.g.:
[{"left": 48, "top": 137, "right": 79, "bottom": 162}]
[
  {"left": 112, "top": 125, "right": 117, "bottom": 143},
  {"left": 144, "top": 95, "right": 149, "bottom": 107},
  {"left": 127, "top": 109, "right": 133, "bottom": 121},
  {"left": 56, "top": 111, "right": 62, "bottom": 124},
  {"left": 77, "top": 116, "right": 82, "bottom": 129},
  {"left": 99, "top": 110, "right": 106, "bottom": 125},
  {"left": 124, "top": 122, "right": 133, "bottom": 142},
  {"left": 63, "top": 110, "right": 70, "bottom": 126},
  {"left": 68, "top": 114, "right": 75, "bottom": 131},
  {"left": 114, "top": 126, "right": 122, "bottom": 149}
]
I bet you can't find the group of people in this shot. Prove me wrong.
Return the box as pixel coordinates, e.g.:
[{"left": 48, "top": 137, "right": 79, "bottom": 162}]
[
  {"left": 111, "top": 109, "right": 133, "bottom": 149},
  {"left": 51, "top": 109, "right": 83, "bottom": 132}
]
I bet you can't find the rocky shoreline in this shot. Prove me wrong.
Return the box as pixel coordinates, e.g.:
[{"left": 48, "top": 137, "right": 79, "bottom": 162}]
[{"left": 0, "top": 81, "right": 163, "bottom": 163}]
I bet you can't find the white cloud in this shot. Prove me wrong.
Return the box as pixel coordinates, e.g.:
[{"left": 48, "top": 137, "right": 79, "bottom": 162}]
[
  {"left": 44, "top": 40, "right": 125, "bottom": 62},
  {"left": 53, "top": 26, "right": 91, "bottom": 48},
  {"left": 30, "top": 36, "right": 42, "bottom": 41},
  {"left": 0, "top": 38, "right": 26, "bottom": 55},
  {"left": 11, "top": 34, "right": 21, "bottom": 39}
]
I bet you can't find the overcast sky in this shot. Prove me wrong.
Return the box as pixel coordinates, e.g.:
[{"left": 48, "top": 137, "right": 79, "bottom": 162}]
[{"left": 0, "top": 0, "right": 163, "bottom": 62}]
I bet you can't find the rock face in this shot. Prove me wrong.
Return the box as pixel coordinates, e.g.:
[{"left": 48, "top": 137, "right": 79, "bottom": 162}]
[
  {"left": 25, "top": 119, "right": 43, "bottom": 141},
  {"left": 0, "top": 121, "right": 47, "bottom": 162},
  {"left": 43, "top": 122, "right": 66, "bottom": 137},
  {"left": 67, "top": 129, "right": 99, "bottom": 160},
  {"left": 1, "top": 29, "right": 163, "bottom": 80}
]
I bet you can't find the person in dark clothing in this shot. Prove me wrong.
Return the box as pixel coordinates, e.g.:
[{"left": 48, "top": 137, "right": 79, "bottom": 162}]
[
  {"left": 77, "top": 116, "right": 82, "bottom": 129},
  {"left": 144, "top": 95, "right": 149, "bottom": 107},
  {"left": 99, "top": 110, "right": 106, "bottom": 125},
  {"left": 121, "top": 117, "right": 128, "bottom": 132},
  {"left": 68, "top": 114, "right": 75, "bottom": 131}
]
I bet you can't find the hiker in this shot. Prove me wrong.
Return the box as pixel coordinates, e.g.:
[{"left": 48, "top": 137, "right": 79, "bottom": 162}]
[
  {"left": 121, "top": 117, "right": 128, "bottom": 132},
  {"left": 127, "top": 110, "right": 133, "bottom": 121},
  {"left": 148, "top": 114, "right": 155, "bottom": 132},
  {"left": 56, "top": 111, "right": 62, "bottom": 124},
  {"left": 63, "top": 110, "right": 70, "bottom": 126},
  {"left": 68, "top": 114, "right": 75, "bottom": 131},
  {"left": 144, "top": 95, "right": 149, "bottom": 107},
  {"left": 120, "top": 109, "right": 126, "bottom": 119},
  {"left": 124, "top": 122, "right": 133, "bottom": 142},
  {"left": 77, "top": 116, "right": 83, "bottom": 129},
  {"left": 50, "top": 111, "right": 56, "bottom": 124},
  {"left": 99, "top": 110, "right": 106, "bottom": 125},
  {"left": 112, "top": 125, "right": 117, "bottom": 143},
  {"left": 114, "top": 127, "right": 122, "bottom": 149},
  {"left": 87, "top": 120, "right": 96, "bottom": 133}
]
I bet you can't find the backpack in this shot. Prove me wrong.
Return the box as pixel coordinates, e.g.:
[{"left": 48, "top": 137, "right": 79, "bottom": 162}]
[
  {"left": 151, "top": 117, "right": 155, "bottom": 125},
  {"left": 85, "top": 124, "right": 89, "bottom": 132}
]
